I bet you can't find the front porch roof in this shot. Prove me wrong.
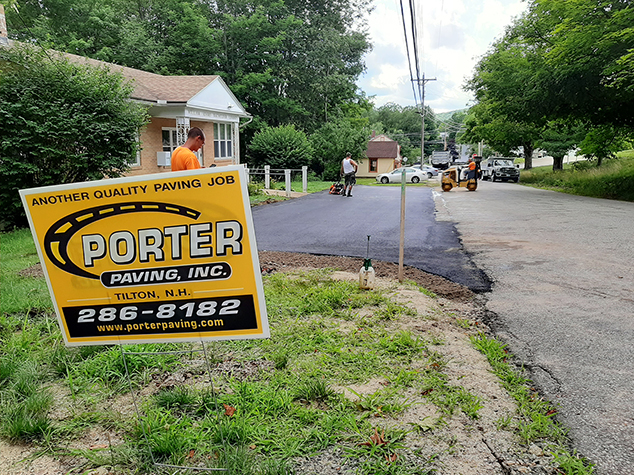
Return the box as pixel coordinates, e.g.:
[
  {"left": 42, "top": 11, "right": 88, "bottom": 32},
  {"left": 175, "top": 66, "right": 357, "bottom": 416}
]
[{"left": 62, "top": 52, "right": 249, "bottom": 122}]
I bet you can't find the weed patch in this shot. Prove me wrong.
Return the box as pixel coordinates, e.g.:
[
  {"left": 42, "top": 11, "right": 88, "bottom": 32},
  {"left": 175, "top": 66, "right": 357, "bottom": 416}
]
[
  {"left": 471, "top": 332, "right": 594, "bottom": 473},
  {"left": 521, "top": 150, "right": 634, "bottom": 201}
]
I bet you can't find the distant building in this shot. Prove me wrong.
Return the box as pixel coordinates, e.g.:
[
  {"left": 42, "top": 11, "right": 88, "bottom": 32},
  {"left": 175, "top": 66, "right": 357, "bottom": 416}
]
[{"left": 357, "top": 133, "right": 402, "bottom": 178}]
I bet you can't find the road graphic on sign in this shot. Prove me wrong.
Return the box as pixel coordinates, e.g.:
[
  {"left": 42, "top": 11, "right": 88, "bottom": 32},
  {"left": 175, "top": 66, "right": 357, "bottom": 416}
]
[{"left": 44, "top": 201, "right": 201, "bottom": 280}]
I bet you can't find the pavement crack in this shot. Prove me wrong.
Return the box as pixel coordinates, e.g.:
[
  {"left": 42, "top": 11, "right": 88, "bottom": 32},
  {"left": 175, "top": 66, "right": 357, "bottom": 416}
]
[
  {"left": 524, "top": 362, "right": 564, "bottom": 393},
  {"left": 482, "top": 438, "right": 512, "bottom": 475}
]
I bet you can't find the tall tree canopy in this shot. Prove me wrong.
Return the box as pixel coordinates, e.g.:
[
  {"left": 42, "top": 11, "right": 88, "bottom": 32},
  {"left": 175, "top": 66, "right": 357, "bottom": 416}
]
[
  {"left": 309, "top": 117, "right": 369, "bottom": 179},
  {"left": 367, "top": 103, "right": 438, "bottom": 161},
  {"left": 7, "top": 0, "right": 372, "bottom": 134},
  {"left": 464, "top": 0, "right": 634, "bottom": 169},
  {"left": 524, "top": 0, "right": 634, "bottom": 128}
]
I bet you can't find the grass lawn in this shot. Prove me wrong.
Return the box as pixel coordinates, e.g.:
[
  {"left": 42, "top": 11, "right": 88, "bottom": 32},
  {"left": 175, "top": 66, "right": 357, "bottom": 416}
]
[
  {"left": 0, "top": 229, "right": 594, "bottom": 475},
  {"left": 248, "top": 178, "right": 434, "bottom": 205},
  {"left": 520, "top": 150, "right": 634, "bottom": 201},
  {"left": 0, "top": 228, "right": 53, "bottom": 315}
]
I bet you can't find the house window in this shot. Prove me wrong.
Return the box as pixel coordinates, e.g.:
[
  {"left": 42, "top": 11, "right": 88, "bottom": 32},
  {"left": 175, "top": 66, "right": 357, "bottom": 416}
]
[
  {"left": 214, "top": 123, "right": 232, "bottom": 159},
  {"left": 129, "top": 131, "right": 141, "bottom": 167},
  {"left": 162, "top": 128, "right": 178, "bottom": 153},
  {"left": 162, "top": 127, "right": 202, "bottom": 163},
  {"left": 370, "top": 159, "right": 378, "bottom": 172}
]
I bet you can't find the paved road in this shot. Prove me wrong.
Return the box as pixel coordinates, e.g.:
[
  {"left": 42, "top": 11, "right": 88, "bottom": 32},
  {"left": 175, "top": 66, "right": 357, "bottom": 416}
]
[
  {"left": 435, "top": 180, "right": 634, "bottom": 474},
  {"left": 252, "top": 184, "right": 490, "bottom": 291}
]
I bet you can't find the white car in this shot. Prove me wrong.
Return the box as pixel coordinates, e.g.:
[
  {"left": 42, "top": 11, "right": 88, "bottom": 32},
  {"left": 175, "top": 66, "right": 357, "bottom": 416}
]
[
  {"left": 376, "top": 167, "right": 427, "bottom": 184},
  {"left": 413, "top": 165, "right": 440, "bottom": 178}
]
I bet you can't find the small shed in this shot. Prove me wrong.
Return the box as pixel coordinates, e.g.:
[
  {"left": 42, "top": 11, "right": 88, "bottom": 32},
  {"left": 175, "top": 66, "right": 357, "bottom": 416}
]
[{"left": 357, "top": 134, "right": 402, "bottom": 178}]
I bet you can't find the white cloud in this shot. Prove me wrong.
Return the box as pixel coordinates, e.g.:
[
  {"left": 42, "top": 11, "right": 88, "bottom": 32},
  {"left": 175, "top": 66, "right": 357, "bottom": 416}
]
[
  {"left": 369, "top": 63, "right": 409, "bottom": 90},
  {"left": 358, "top": 0, "right": 528, "bottom": 112}
]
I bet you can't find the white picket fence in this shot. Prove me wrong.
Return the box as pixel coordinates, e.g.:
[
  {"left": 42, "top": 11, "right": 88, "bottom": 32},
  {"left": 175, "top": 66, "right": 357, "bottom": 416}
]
[{"left": 244, "top": 165, "right": 308, "bottom": 197}]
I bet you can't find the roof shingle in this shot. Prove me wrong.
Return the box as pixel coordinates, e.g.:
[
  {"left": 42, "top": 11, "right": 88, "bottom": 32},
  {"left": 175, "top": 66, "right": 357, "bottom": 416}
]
[
  {"left": 61, "top": 52, "right": 218, "bottom": 102},
  {"left": 366, "top": 141, "right": 399, "bottom": 159}
]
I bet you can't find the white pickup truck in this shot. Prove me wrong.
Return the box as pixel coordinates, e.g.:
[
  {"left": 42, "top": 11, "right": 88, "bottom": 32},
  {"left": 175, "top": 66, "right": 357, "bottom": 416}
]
[
  {"left": 480, "top": 157, "right": 520, "bottom": 182},
  {"left": 430, "top": 151, "right": 452, "bottom": 169}
]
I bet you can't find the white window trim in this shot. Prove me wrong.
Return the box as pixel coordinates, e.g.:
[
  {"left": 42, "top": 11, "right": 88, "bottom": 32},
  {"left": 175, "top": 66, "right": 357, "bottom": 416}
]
[
  {"left": 163, "top": 127, "right": 202, "bottom": 164},
  {"left": 130, "top": 131, "right": 141, "bottom": 167},
  {"left": 214, "top": 123, "right": 233, "bottom": 160}
]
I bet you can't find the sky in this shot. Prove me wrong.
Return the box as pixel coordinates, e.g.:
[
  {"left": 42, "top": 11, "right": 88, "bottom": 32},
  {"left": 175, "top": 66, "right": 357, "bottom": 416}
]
[{"left": 357, "top": 0, "right": 529, "bottom": 113}]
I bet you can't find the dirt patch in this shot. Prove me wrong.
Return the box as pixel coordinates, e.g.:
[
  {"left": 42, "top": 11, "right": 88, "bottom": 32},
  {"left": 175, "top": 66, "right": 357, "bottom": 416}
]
[
  {"left": 19, "top": 252, "right": 474, "bottom": 302},
  {"left": 17, "top": 264, "right": 44, "bottom": 279},
  {"left": 259, "top": 251, "right": 474, "bottom": 301}
]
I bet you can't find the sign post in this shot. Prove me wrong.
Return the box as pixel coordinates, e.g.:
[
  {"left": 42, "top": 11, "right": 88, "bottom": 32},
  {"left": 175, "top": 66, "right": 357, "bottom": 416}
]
[
  {"left": 398, "top": 167, "right": 406, "bottom": 282},
  {"left": 20, "top": 166, "right": 268, "bottom": 346}
]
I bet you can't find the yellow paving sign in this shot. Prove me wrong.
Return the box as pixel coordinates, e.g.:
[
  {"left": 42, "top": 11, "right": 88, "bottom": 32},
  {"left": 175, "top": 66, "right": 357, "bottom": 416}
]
[{"left": 19, "top": 166, "right": 269, "bottom": 346}]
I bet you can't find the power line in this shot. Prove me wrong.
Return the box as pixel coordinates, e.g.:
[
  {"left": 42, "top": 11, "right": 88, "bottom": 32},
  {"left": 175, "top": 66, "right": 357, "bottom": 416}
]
[
  {"left": 409, "top": 0, "right": 422, "bottom": 105},
  {"left": 399, "top": 0, "right": 421, "bottom": 108},
  {"left": 434, "top": 0, "right": 444, "bottom": 76}
]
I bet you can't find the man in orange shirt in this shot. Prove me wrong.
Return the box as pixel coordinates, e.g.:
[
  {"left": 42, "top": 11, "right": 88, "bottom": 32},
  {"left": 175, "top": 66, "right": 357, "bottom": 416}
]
[
  {"left": 461, "top": 157, "right": 476, "bottom": 181},
  {"left": 171, "top": 127, "right": 205, "bottom": 171}
]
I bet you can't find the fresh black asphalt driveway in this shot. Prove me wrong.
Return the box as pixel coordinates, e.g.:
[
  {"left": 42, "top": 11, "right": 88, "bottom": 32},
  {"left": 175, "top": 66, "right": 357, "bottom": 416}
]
[{"left": 251, "top": 184, "right": 490, "bottom": 291}]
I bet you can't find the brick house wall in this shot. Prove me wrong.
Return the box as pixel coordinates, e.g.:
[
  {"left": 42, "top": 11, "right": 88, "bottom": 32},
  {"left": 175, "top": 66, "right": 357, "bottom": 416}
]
[{"left": 129, "top": 119, "right": 216, "bottom": 176}]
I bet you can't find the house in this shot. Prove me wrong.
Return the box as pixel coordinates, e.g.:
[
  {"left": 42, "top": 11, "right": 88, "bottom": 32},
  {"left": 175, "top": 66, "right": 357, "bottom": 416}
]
[
  {"left": 60, "top": 54, "right": 251, "bottom": 175},
  {"left": 0, "top": 8, "right": 250, "bottom": 175},
  {"left": 357, "top": 133, "right": 402, "bottom": 178}
]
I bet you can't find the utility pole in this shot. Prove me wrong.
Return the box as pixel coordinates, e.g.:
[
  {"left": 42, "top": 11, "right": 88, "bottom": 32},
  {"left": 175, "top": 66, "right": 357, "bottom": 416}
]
[{"left": 413, "top": 74, "right": 436, "bottom": 163}]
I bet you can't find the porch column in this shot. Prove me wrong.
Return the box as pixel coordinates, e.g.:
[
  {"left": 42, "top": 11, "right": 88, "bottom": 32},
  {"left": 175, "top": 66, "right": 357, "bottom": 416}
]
[
  {"left": 0, "top": 5, "right": 8, "bottom": 46},
  {"left": 232, "top": 122, "right": 240, "bottom": 165},
  {"left": 176, "top": 117, "right": 190, "bottom": 146}
]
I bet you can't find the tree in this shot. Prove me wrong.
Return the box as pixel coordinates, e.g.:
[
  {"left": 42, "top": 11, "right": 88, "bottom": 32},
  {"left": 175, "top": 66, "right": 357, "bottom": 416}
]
[
  {"left": 461, "top": 103, "right": 541, "bottom": 168},
  {"left": 208, "top": 0, "right": 371, "bottom": 133},
  {"left": 523, "top": 0, "right": 634, "bottom": 128},
  {"left": 464, "top": 22, "right": 553, "bottom": 169},
  {"left": 446, "top": 111, "right": 466, "bottom": 141},
  {"left": 578, "top": 126, "right": 632, "bottom": 166},
  {"left": 464, "top": 0, "right": 634, "bottom": 169},
  {"left": 6, "top": 0, "right": 220, "bottom": 73},
  {"left": 7, "top": 0, "right": 373, "bottom": 137},
  {"left": 247, "top": 125, "right": 313, "bottom": 170},
  {"left": 368, "top": 103, "right": 439, "bottom": 161},
  {"left": 309, "top": 118, "right": 367, "bottom": 180},
  {"left": 0, "top": 45, "right": 149, "bottom": 228},
  {"left": 537, "top": 121, "right": 587, "bottom": 170}
]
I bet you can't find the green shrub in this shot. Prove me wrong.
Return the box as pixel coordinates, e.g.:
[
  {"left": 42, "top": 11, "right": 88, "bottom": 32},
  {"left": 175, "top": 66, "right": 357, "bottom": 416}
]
[
  {"left": 0, "top": 45, "right": 149, "bottom": 228},
  {"left": 247, "top": 181, "right": 264, "bottom": 196},
  {"left": 309, "top": 119, "right": 368, "bottom": 180},
  {"left": 248, "top": 125, "right": 313, "bottom": 170}
]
